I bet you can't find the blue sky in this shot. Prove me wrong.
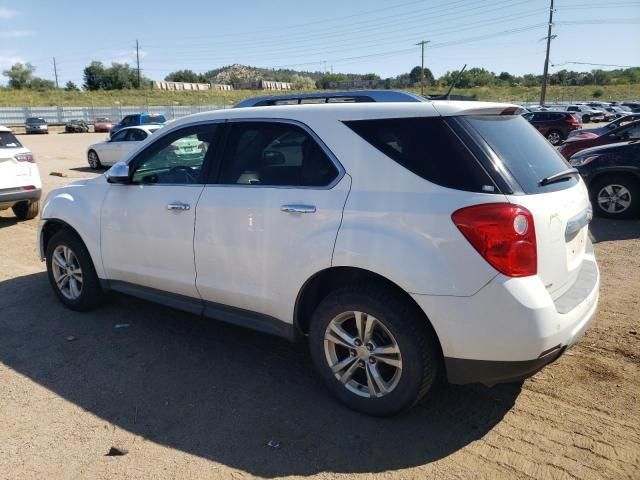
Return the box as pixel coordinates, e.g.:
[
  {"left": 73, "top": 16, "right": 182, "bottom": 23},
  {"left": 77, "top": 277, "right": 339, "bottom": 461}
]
[{"left": 1, "top": 0, "right": 639, "bottom": 86}]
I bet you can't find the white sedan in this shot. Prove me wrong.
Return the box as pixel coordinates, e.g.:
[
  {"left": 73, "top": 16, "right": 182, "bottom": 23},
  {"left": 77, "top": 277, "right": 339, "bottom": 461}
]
[{"left": 87, "top": 126, "right": 162, "bottom": 169}]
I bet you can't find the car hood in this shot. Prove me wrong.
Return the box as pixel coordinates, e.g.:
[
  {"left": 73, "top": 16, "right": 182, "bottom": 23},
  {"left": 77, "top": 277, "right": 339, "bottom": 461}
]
[{"left": 565, "top": 132, "right": 599, "bottom": 142}]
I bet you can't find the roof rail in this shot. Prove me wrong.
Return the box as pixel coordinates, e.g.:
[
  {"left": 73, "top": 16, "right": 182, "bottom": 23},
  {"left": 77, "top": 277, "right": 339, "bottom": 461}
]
[{"left": 233, "top": 89, "right": 427, "bottom": 108}]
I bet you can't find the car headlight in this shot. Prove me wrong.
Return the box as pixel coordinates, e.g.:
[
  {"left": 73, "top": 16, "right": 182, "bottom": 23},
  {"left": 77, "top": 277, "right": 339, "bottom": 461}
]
[{"left": 570, "top": 154, "right": 598, "bottom": 167}]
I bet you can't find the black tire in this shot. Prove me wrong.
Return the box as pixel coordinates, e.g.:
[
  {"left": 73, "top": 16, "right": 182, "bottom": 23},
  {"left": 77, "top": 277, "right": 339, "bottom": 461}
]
[
  {"left": 590, "top": 174, "right": 640, "bottom": 219},
  {"left": 45, "top": 228, "right": 105, "bottom": 311},
  {"left": 582, "top": 114, "right": 591, "bottom": 123},
  {"left": 309, "top": 284, "right": 441, "bottom": 416},
  {"left": 87, "top": 150, "right": 102, "bottom": 169},
  {"left": 546, "top": 129, "right": 563, "bottom": 146},
  {"left": 12, "top": 200, "right": 39, "bottom": 220}
]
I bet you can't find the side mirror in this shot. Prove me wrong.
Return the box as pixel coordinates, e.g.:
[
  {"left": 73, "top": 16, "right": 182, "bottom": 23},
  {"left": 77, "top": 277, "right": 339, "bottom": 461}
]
[{"left": 106, "top": 162, "right": 130, "bottom": 184}]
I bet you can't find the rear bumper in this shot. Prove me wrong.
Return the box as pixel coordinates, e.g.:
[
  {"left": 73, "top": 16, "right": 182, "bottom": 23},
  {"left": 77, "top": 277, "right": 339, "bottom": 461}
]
[
  {"left": 412, "top": 248, "right": 599, "bottom": 386},
  {"left": 0, "top": 188, "right": 42, "bottom": 209}
]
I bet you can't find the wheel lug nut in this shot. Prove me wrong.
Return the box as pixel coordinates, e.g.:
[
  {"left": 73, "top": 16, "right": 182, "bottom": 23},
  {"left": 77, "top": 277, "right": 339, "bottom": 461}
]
[
  {"left": 368, "top": 357, "right": 376, "bottom": 364},
  {"left": 366, "top": 343, "right": 373, "bottom": 351},
  {"left": 358, "top": 360, "right": 365, "bottom": 367},
  {"left": 354, "top": 339, "right": 362, "bottom": 346},
  {"left": 350, "top": 349, "right": 357, "bottom": 357}
]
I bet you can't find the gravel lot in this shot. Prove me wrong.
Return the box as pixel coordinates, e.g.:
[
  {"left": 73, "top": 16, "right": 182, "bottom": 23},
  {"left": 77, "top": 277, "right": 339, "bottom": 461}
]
[{"left": 1, "top": 132, "right": 639, "bottom": 480}]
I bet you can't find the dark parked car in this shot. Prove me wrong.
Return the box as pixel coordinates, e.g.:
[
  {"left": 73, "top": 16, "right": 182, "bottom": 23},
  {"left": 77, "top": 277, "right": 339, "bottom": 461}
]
[
  {"left": 109, "top": 112, "right": 166, "bottom": 137},
  {"left": 570, "top": 140, "right": 640, "bottom": 218},
  {"left": 65, "top": 119, "right": 89, "bottom": 133},
  {"left": 621, "top": 102, "right": 640, "bottom": 113},
  {"left": 522, "top": 111, "right": 581, "bottom": 145},
  {"left": 25, "top": 117, "right": 48, "bottom": 134},
  {"left": 568, "top": 113, "right": 640, "bottom": 139},
  {"left": 559, "top": 119, "right": 640, "bottom": 159}
]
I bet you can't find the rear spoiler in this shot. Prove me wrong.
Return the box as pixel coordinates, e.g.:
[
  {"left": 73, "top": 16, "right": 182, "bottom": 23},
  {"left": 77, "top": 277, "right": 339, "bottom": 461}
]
[{"left": 432, "top": 103, "right": 525, "bottom": 116}]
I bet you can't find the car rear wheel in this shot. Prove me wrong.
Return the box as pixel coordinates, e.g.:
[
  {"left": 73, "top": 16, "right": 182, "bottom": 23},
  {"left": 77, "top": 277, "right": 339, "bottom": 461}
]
[
  {"left": 591, "top": 175, "right": 639, "bottom": 219},
  {"left": 45, "top": 229, "right": 105, "bottom": 310},
  {"left": 309, "top": 284, "right": 440, "bottom": 416},
  {"left": 88, "top": 150, "right": 102, "bottom": 169},
  {"left": 582, "top": 114, "right": 591, "bottom": 123},
  {"left": 546, "top": 130, "right": 562, "bottom": 145},
  {"left": 12, "top": 200, "right": 39, "bottom": 220}
]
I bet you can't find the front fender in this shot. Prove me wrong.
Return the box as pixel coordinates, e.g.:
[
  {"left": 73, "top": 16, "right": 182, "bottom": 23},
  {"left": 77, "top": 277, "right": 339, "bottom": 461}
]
[{"left": 40, "top": 177, "right": 108, "bottom": 278}]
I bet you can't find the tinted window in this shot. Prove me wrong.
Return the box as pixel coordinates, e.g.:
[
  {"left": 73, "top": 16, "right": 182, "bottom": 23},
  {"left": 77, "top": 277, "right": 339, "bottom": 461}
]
[
  {"left": 0, "top": 131, "right": 22, "bottom": 148},
  {"left": 111, "top": 130, "right": 129, "bottom": 142},
  {"left": 142, "top": 114, "right": 166, "bottom": 124},
  {"left": 121, "top": 116, "right": 135, "bottom": 125},
  {"left": 344, "top": 117, "right": 496, "bottom": 193},
  {"left": 26, "top": 118, "right": 45, "bottom": 124},
  {"left": 127, "top": 129, "right": 147, "bottom": 141},
  {"left": 549, "top": 113, "right": 564, "bottom": 121},
  {"left": 131, "top": 124, "right": 219, "bottom": 185},
  {"left": 218, "top": 122, "right": 339, "bottom": 187},
  {"left": 464, "top": 115, "right": 577, "bottom": 193}
]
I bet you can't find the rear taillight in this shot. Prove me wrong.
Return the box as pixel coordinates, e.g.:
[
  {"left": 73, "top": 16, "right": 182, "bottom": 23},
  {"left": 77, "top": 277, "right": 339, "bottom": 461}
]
[
  {"left": 567, "top": 114, "right": 581, "bottom": 125},
  {"left": 14, "top": 152, "right": 35, "bottom": 163},
  {"left": 452, "top": 203, "right": 537, "bottom": 277}
]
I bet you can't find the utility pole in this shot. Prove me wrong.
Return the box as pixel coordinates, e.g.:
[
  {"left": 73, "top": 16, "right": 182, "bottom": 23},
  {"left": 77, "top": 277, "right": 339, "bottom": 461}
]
[
  {"left": 540, "top": 0, "right": 554, "bottom": 106},
  {"left": 415, "top": 40, "right": 430, "bottom": 96},
  {"left": 136, "top": 39, "right": 141, "bottom": 89},
  {"left": 52, "top": 57, "right": 59, "bottom": 89}
]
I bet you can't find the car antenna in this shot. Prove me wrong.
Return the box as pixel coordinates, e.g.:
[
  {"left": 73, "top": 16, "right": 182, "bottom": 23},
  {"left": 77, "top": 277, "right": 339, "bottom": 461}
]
[{"left": 445, "top": 64, "right": 467, "bottom": 100}]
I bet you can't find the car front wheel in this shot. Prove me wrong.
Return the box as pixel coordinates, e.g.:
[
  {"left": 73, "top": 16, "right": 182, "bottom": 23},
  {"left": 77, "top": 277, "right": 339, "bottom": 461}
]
[
  {"left": 88, "top": 150, "right": 102, "bottom": 169},
  {"left": 46, "top": 229, "right": 105, "bottom": 310},
  {"left": 309, "top": 284, "right": 440, "bottom": 416},
  {"left": 592, "top": 175, "right": 639, "bottom": 219}
]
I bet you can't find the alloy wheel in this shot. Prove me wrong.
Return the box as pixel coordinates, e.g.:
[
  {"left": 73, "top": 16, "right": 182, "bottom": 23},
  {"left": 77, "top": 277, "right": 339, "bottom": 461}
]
[
  {"left": 88, "top": 152, "right": 99, "bottom": 169},
  {"left": 597, "top": 184, "right": 632, "bottom": 214},
  {"left": 547, "top": 131, "right": 561, "bottom": 145},
  {"left": 323, "top": 311, "right": 402, "bottom": 398},
  {"left": 51, "top": 245, "right": 84, "bottom": 300}
]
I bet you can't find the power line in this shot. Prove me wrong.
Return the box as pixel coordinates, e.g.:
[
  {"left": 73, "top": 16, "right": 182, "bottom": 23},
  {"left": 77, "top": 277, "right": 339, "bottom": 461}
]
[{"left": 552, "top": 61, "right": 639, "bottom": 68}]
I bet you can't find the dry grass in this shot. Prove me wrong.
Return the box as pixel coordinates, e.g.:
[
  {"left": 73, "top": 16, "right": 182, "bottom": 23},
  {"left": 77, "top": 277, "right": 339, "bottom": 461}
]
[{"left": 0, "top": 84, "right": 638, "bottom": 107}]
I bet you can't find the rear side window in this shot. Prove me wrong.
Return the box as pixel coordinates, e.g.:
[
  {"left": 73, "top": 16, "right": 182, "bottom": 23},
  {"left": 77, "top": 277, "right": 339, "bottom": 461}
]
[
  {"left": 464, "top": 115, "right": 577, "bottom": 193},
  {"left": 0, "top": 131, "right": 22, "bottom": 148},
  {"left": 344, "top": 117, "right": 496, "bottom": 193},
  {"left": 142, "top": 115, "right": 166, "bottom": 124}
]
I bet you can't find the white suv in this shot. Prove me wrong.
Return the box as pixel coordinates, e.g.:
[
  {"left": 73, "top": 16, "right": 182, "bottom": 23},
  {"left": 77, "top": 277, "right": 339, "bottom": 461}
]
[
  {"left": 38, "top": 102, "right": 599, "bottom": 416},
  {"left": 0, "top": 126, "right": 41, "bottom": 220}
]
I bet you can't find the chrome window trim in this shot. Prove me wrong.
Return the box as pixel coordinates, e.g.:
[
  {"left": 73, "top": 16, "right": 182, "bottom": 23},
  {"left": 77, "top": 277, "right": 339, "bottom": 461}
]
[{"left": 213, "top": 117, "right": 346, "bottom": 190}]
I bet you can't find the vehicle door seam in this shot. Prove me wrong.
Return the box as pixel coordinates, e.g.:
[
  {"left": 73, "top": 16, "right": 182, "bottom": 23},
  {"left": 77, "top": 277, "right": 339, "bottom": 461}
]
[{"left": 192, "top": 184, "right": 207, "bottom": 308}]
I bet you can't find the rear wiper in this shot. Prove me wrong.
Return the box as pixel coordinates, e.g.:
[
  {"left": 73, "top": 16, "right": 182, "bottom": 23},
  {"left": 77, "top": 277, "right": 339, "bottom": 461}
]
[{"left": 539, "top": 168, "right": 580, "bottom": 186}]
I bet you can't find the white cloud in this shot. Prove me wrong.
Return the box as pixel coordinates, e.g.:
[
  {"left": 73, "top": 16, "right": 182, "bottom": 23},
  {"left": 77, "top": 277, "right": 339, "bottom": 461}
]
[
  {"left": 0, "top": 7, "right": 18, "bottom": 19},
  {"left": 0, "top": 54, "right": 25, "bottom": 69},
  {"left": 0, "top": 30, "right": 34, "bottom": 38},
  {"left": 106, "top": 49, "right": 148, "bottom": 65}
]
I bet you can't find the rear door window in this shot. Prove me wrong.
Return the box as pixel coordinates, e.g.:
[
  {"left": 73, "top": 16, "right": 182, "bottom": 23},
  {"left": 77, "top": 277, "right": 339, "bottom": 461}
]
[
  {"left": 463, "top": 115, "right": 577, "bottom": 193},
  {"left": 344, "top": 117, "right": 496, "bottom": 193},
  {"left": 142, "top": 114, "right": 166, "bottom": 124}
]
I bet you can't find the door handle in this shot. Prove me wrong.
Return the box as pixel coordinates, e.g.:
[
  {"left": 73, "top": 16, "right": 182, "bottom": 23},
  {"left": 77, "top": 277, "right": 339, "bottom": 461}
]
[
  {"left": 166, "top": 203, "right": 191, "bottom": 211},
  {"left": 281, "top": 204, "right": 316, "bottom": 214}
]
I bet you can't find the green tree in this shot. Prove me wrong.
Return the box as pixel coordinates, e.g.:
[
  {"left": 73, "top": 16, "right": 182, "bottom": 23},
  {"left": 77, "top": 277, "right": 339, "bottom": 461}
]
[
  {"left": 165, "top": 69, "right": 206, "bottom": 83},
  {"left": 83, "top": 61, "right": 107, "bottom": 90},
  {"left": 2, "top": 62, "right": 35, "bottom": 89},
  {"left": 29, "top": 77, "right": 55, "bottom": 91},
  {"left": 64, "top": 81, "right": 80, "bottom": 91},
  {"left": 409, "top": 66, "right": 435, "bottom": 86}
]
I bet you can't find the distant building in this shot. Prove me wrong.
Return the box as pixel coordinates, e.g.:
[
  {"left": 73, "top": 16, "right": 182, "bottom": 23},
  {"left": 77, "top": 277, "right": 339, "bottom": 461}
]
[
  {"left": 233, "top": 80, "right": 293, "bottom": 90},
  {"left": 152, "top": 81, "right": 233, "bottom": 91},
  {"left": 328, "top": 79, "right": 386, "bottom": 89}
]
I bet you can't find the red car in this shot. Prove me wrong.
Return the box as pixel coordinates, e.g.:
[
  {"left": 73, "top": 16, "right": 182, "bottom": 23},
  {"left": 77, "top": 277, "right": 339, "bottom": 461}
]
[
  {"left": 559, "top": 119, "right": 640, "bottom": 159},
  {"left": 93, "top": 117, "right": 113, "bottom": 133}
]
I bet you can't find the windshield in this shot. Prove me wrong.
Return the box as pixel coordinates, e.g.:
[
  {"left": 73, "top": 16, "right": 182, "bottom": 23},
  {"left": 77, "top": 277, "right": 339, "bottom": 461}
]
[
  {"left": 464, "top": 115, "right": 577, "bottom": 193},
  {"left": 0, "top": 131, "right": 23, "bottom": 148},
  {"left": 95, "top": 118, "right": 110, "bottom": 122},
  {"left": 26, "top": 118, "right": 45, "bottom": 124},
  {"left": 142, "top": 115, "right": 166, "bottom": 124}
]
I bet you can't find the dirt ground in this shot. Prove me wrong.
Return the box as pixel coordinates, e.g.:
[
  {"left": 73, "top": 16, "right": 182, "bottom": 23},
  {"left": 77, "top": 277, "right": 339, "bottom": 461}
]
[{"left": 0, "top": 132, "right": 638, "bottom": 480}]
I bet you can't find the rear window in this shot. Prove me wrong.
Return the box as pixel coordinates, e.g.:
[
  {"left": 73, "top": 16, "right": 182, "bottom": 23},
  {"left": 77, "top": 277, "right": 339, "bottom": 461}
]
[
  {"left": 344, "top": 117, "right": 497, "bottom": 193},
  {"left": 0, "top": 131, "right": 22, "bottom": 148},
  {"left": 142, "top": 115, "right": 166, "bottom": 124},
  {"left": 463, "top": 115, "right": 577, "bottom": 193}
]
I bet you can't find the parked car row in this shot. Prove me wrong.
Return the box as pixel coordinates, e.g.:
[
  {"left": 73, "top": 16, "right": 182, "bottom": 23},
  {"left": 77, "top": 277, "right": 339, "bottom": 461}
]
[{"left": 20, "top": 112, "right": 166, "bottom": 136}]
